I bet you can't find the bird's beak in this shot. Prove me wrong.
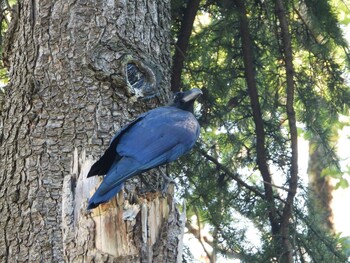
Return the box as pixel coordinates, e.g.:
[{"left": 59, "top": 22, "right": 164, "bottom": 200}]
[{"left": 181, "top": 88, "right": 203, "bottom": 103}]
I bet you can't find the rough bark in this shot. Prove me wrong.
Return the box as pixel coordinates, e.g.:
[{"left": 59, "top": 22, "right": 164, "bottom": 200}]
[{"left": 0, "top": 0, "right": 184, "bottom": 262}]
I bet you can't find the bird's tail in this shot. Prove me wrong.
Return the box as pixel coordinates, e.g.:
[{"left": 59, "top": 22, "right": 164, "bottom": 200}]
[
  {"left": 87, "top": 157, "right": 141, "bottom": 209},
  {"left": 87, "top": 183, "right": 124, "bottom": 210}
]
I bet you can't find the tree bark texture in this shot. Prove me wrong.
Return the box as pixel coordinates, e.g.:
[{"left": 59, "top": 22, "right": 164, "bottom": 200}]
[{"left": 0, "top": 1, "right": 185, "bottom": 262}]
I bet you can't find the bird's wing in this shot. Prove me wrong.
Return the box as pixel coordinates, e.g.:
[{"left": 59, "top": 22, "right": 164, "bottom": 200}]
[
  {"left": 87, "top": 111, "right": 150, "bottom": 177},
  {"left": 117, "top": 107, "right": 199, "bottom": 165},
  {"left": 96, "top": 108, "right": 200, "bottom": 195},
  {"left": 96, "top": 143, "right": 191, "bottom": 196},
  {"left": 87, "top": 107, "right": 200, "bottom": 209},
  {"left": 108, "top": 111, "right": 150, "bottom": 148}
]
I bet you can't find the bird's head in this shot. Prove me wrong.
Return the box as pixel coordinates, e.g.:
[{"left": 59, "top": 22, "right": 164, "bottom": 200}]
[{"left": 172, "top": 88, "right": 203, "bottom": 113}]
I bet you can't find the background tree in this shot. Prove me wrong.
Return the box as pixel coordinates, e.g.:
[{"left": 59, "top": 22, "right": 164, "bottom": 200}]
[
  {"left": 0, "top": 0, "right": 186, "bottom": 262},
  {"left": 171, "top": 0, "right": 350, "bottom": 262}
]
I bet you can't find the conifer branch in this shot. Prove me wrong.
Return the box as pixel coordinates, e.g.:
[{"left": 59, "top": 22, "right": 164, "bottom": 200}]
[
  {"left": 171, "top": 0, "right": 200, "bottom": 92},
  {"left": 275, "top": 0, "right": 299, "bottom": 262}
]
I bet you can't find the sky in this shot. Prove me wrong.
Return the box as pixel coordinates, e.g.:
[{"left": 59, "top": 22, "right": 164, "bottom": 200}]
[
  {"left": 332, "top": 124, "right": 350, "bottom": 237},
  {"left": 332, "top": 24, "right": 350, "bottom": 238}
]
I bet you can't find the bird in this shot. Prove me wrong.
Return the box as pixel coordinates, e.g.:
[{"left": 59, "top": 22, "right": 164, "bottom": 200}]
[{"left": 87, "top": 88, "right": 202, "bottom": 209}]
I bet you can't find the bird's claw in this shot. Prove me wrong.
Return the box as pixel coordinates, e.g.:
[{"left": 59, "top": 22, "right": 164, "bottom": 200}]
[{"left": 160, "top": 170, "right": 177, "bottom": 196}]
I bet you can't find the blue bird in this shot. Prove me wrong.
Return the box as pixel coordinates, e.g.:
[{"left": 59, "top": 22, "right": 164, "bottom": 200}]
[{"left": 87, "top": 88, "right": 202, "bottom": 209}]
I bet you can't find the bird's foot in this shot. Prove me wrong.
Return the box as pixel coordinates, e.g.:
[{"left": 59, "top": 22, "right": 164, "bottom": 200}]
[
  {"left": 138, "top": 171, "right": 177, "bottom": 196},
  {"left": 160, "top": 170, "right": 177, "bottom": 196}
]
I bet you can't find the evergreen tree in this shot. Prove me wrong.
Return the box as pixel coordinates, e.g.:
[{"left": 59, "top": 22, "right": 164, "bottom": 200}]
[{"left": 172, "top": 0, "right": 350, "bottom": 261}]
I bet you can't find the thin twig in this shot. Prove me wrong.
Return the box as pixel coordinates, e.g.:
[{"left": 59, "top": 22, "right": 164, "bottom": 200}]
[{"left": 198, "top": 148, "right": 265, "bottom": 199}]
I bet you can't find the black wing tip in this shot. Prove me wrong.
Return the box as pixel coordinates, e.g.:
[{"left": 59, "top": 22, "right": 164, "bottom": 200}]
[
  {"left": 87, "top": 148, "right": 120, "bottom": 178},
  {"left": 86, "top": 158, "right": 107, "bottom": 178},
  {"left": 87, "top": 202, "right": 99, "bottom": 210},
  {"left": 87, "top": 170, "right": 96, "bottom": 178}
]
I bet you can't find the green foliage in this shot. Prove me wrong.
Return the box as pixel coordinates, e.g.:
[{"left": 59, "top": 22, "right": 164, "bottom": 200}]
[
  {"left": 321, "top": 166, "right": 350, "bottom": 189},
  {"left": 305, "top": 0, "right": 348, "bottom": 47},
  {"left": 294, "top": 191, "right": 349, "bottom": 262},
  {"left": 171, "top": 0, "right": 350, "bottom": 261},
  {"left": 0, "top": 0, "right": 16, "bottom": 86},
  {"left": 333, "top": 0, "right": 350, "bottom": 25}
]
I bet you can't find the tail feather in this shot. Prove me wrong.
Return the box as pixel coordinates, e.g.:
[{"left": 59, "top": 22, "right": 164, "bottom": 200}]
[
  {"left": 87, "top": 157, "right": 142, "bottom": 209},
  {"left": 87, "top": 183, "right": 124, "bottom": 209}
]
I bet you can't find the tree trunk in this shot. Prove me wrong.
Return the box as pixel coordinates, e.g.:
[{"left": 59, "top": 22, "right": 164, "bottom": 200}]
[
  {"left": 0, "top": 1, "right": 185, "bottom": 262},
  {"left": 308, "top": 141, "right": 334, "bottom": 232}
]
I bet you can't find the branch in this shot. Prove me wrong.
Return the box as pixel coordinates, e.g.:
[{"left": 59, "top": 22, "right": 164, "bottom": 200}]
[
  {"left": 263, "top": 181, "right": 290, "bottom": 193},
  {"left": 171, "top": 0, "right": 201, "bottom": 92},
  {"left": 198, "top": 148, "right": 265, "bottom": 199},
  {"left": 195, "top": 208, "right": 213, "bottom": 262},
  {"left": 233, "top": 0, "right": 279, "bottom": 235},
  {"left": 185, "top": 217, "right": 243, "bottom": 260},
  {"left": 275, "top": 0, "right": 299, "bottom": 262}
]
